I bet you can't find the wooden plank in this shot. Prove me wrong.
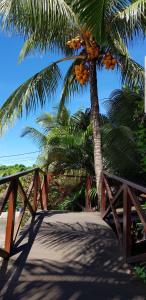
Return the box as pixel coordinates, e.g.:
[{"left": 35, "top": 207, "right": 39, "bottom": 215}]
[
  {"left": 104, "top": 171, "right": 146, "bottom": 194},
  {"left": 104, "top": 178, "right": 123, "bottom": 246},
  {"left": 0, "top": 182, "right": 13, "bottom": 215},
  {"left": 103, "top": 176, "right": 113, "bottom": 200},
  {"left": 128, "top": 187, "right": 146, "bottom": 232},
  {"left": 5, "top": 180, "right": 18, "bottom": 254},
  {"left": 101, "top": 176, "right": 106, "bottom": 215},
  {"left": 13, "top": 205, "right": 27, "bottom": 243},
  {"left": 26, "top": 180, "right": 34, "bottom": 199},
  {"left": 123, "top": 185, "right": 132, "bottom": 260},
  {"left": 42, "top": 174, "right": 48, "bottom": 210},
  {"left": 37, "top": 174, "right": 43, "bottom": 210},
  {"left": 18, "top": 181, "right": 34, "bottom": 216},
  {"left": 103, "top": 177, "right": 123, "bottom": 246},
  {"left": 0, "top": 168, "right": 39, "bottom": 185},
  {"left": 33, "top": 170, "right": 39, "bottom": 212},
  {"left": 110, "top": 204, "right": 123, "bottom": 247},
  {"left": 102, "top": 184, "right": 124, "bottom": 219}
]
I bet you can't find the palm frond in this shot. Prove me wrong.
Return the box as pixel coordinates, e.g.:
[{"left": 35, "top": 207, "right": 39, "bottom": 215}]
[
  {"left": 0, "top": 0, "right": 78, "bottom": 57},
  {"left": 109, "top": 0, "right": 146, "bottom": 45},
  {"left": 0, "top": 62, "right": 61, "bottom": 132},
  {"left": 115, "top": 0, "right": 146, "bottom": 39},
  {"left": 109, "top": 33, "right": 144, "bottom": 88},
  {"left": 70, "top": 0, "right": 107, "bottom": 43},
  {"left": 21, "top": 126, "right": 47, "bottom": 147},
  {"left": 121, "top": 57, "right": 144, "bottom": 89},
  {"left": 0, "top": 0, "right": 76, "bottom": 33},
  {"left": 36, "top": 113, "right": 57, "bottom": 133}
]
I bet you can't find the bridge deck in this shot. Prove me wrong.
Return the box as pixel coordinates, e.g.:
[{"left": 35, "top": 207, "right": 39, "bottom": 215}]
[{"left": 0, "top": 211, "right": 146, "bottom": 300}]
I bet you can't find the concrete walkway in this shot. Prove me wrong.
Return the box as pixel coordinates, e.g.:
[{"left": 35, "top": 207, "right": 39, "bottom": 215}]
[{"left": 0, "top": 211, "right": 146, "bottom": 300}]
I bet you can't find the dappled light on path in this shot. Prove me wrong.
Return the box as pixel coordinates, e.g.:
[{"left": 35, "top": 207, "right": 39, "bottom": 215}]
[{"left": 0, "top": 211, "right": 146, "bottom": 300}]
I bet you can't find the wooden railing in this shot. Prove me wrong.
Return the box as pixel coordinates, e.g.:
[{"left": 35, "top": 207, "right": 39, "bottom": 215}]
[
  {"left": 101, "top": 172, "right": 146, "bottom": 263},
  {"left": 1, "top": 167, "right": 146, "bottom": 263},
  {"left": 0, "top": 168, "right": 48, "bottom": 260}
]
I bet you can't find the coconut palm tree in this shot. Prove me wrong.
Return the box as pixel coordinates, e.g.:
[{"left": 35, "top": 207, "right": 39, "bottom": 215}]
[{"left": 0, "top": 0, "right": 145, "bottom": 198}]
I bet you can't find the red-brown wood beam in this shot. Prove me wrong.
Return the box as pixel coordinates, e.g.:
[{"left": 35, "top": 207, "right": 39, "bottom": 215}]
[
  {"left": 5, "top": 180, "right": 18, "bottom": 256},
  {"left": 101, "top": 175, "right": 106, "bottom": 215},
  {"left": 42, "top": 174, "right": 48, "bottom": 210},
  {"left": 33, "top": 170, "right": 39, "bottom": 212},
  {"left": 123, "top": 184, "right": 132, "bottom": 260}
]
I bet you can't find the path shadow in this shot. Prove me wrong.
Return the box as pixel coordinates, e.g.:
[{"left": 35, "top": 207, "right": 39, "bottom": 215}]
[
  {"left": 1, "top": 212, "right": 146, "bottom": 299},
  {"left": 1, "top": 256, "right": 146, "bottom": 299},
  {"left": 0, "top": 211, "right": 70, "bottom": 293}
]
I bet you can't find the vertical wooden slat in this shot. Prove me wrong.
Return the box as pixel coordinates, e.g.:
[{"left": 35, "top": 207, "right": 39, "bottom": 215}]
[
  {"left": 33, "top": 170, "right": 39, "bottom": 212},
  {"left": 42, "top": 174, "right": 48, "bottom": 210},
  {"left": 101, "top": 175, "right": 106, "bottom": 215},
  {"left": 5, "top": 180, "right": 18, "bottom": 255},
  {"left": 38, "top": 173, "right": 43, "bottom": 210},
  {"left": 123, "top": 184, "right": 132, "bottom": 260}
]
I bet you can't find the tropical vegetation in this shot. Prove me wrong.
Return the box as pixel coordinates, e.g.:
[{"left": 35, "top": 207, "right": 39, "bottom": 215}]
[
  {"left": 21, "top": 87, "right": 145, "bottom": 179},
  {"left": 0, "top": 164, "right": 28, "bottom": 177},
  {"left": 21, "top": 106, "right": 94, "bottom": 175},
  {"left": 0, "top": 0, "right": 145, "bottom": 200}
]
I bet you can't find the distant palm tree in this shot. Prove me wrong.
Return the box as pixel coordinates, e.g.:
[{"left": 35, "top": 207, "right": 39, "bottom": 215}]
[
  {"left": 0, "top": 0, "right": 145, "bottom": 198},
  {"left": 22, "top": 107, "right": 94, "bottom": 175},
  {"left": 22, "top": 87, "right": 144, "bottom": 181},
  {"left": 102, "top": 87, "right": 144, "bottom": 180}
]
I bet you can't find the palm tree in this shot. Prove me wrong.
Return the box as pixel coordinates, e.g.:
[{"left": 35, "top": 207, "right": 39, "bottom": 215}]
[
  {"left": 22, "top": 107, "right": 94, "bottom": 175},
  {"left": 102, "top": 87, "right": 144, "bottom": 180},
  {"left": 22, "top": 88, "right": 144, "bottom": 182},
  {"left": 0, "top": 0, "right": 145, "bottom": 198}
]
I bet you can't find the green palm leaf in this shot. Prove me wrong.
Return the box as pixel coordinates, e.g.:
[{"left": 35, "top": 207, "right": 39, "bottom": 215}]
[
  {"left": 0, "top": 0, "right": 78, "bottom": 58},
  {"left": 21, "top": 126, "right": 47, "bottom": 147},
  {"left": 109, "top": 33, "right": 144, "bottom": 88},
  {"left": 0, "top": 63, "right": 61, "bottom": 132}
]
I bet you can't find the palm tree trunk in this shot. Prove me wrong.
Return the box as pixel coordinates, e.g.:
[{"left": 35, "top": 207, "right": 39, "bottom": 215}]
[{"left": 89, "top": 60, "right": 103, "bottom": 202}]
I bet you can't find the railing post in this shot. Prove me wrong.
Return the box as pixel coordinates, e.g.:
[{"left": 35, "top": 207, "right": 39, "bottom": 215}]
[
  {"left": 123, "top": 184, "right": 132, "bottom": 260},
  {"left": 42, "top": 174, "right": 48, "bottom": 210},
  {"left": 33, "top": 170, "right": 39, "bottom": 212},
  {"left": 37, "top": 172, "right": 43, "bottom": 210},
  {"left": 5, "top": 179, "right": 18, "bottom": 256},
  {"left": 101, "top": 175, "right": 106, "bottom": 216},
  {"left": 85, "top": 176, "right": 91, "bottom": 212}
]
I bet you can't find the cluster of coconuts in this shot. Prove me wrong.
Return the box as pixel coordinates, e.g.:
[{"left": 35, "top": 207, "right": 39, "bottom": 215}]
[
  {"left": 102, "top": 53, "right": 117, "bottom": 70},
  {"left": 67, "top": 34, "right": 99, "bottom": 60},
  {"left": 74, "top": 64, "right": 89, "bottom": 85},
  {"left": 67, "top": 32, "right": 118, "bottom": 85},
  {"left": 67, "top": 36, "right": 82, "bottom": 49},
  {"left": 86, "top": 42, "right": 100, "bottom": 60}
]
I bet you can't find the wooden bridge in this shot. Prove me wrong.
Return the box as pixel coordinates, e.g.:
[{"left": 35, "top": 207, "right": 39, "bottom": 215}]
[{"left": 0, "top": 168, "right": 146, "bottom": 299}]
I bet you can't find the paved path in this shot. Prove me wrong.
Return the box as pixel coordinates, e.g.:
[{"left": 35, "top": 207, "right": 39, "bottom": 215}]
[{"left": 0, "top": 211, "right": 146, "bottom": 300}]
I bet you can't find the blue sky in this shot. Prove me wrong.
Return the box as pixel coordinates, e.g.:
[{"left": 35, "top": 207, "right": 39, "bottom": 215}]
[{"left": 0, "top": 31, "right": 145, "bottom": 166}]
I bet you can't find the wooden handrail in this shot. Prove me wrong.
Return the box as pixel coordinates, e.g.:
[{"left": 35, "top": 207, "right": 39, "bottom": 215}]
[
  {"left": 103, "top": 171, "right": 146, "bottom": 194},
  {"left": 0, "top": 169, "right": 93, "bottom": 261},
  {"left": 101, "top": 171, "right": 146, "bottom": 263},
  {"left": 0, "top": 168, "right": 48, "bottom": 260},
  {"left": 0, "top": 168, "right": 38, "bottom": 184}
]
